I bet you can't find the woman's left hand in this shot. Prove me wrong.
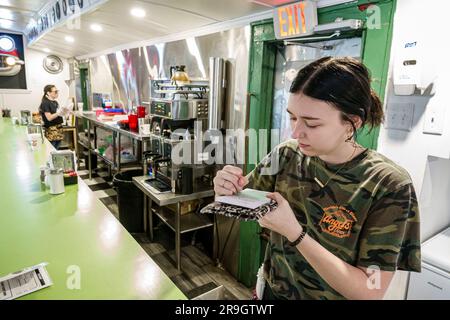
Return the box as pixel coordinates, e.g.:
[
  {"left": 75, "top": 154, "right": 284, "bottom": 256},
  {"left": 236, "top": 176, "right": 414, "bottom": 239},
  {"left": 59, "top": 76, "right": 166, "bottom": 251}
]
[{"left": 258, "top": 192, "right": 303, "bottom": 242}]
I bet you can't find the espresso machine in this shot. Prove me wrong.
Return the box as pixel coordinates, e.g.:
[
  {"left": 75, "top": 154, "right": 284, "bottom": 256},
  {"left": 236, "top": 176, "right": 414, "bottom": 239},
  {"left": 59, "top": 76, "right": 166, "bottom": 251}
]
[{"left": 147, "top": 75, "right": 215, "bottom": 195}]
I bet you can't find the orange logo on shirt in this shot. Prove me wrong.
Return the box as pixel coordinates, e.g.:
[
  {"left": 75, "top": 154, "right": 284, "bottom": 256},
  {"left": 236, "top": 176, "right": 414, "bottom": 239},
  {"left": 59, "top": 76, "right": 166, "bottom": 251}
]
[{"left": 319, "top": 206, "right": 357, "bottom": 238}]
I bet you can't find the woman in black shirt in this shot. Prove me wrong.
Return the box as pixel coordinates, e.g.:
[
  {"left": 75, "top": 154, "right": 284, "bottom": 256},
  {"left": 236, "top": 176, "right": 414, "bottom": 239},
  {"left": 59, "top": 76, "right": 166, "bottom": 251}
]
[{"left": 39, "top": 85, "right": 64, "bottom": 149}]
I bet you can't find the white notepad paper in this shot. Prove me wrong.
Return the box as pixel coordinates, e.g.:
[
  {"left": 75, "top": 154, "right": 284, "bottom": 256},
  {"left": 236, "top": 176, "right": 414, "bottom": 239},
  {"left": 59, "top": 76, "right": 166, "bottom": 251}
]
[
  {"left": 216, "top": 188, "right": 271, "bottom": 209},
  {"left": 0, "top": 263, "right": 53, "bottom": 300}
]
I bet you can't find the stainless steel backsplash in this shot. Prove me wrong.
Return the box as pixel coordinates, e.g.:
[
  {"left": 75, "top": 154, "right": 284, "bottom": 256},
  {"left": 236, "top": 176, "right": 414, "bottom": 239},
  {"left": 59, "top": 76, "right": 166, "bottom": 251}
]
[{"left": 87, "top": 26, "right": 250, "bottom": 132}]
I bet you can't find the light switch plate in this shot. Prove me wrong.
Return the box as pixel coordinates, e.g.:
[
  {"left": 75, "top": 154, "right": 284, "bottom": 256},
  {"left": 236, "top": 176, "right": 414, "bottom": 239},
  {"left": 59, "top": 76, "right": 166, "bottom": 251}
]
[
  {"left": 385, "top": 103, "right": 415, "bottom": 131},
  {"left": 423, "top": 105, "right": 445, "bottom": 135}
]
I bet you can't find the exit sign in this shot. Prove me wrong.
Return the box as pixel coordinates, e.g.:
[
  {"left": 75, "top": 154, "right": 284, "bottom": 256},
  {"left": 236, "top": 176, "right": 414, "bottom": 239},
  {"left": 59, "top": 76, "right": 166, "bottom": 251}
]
[{"left": 274, "top": 1, "right": 318, "bottom": 39}]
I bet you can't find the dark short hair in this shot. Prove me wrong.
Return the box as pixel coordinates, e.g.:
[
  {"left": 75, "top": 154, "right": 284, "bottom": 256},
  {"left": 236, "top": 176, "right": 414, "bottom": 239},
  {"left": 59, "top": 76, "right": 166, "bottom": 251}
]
[
  {"left": 42, "top": 84, "right": 56, "bottom": 99},
  {"left": 289, "top": 57, "right": 384, "bottom": 133}
]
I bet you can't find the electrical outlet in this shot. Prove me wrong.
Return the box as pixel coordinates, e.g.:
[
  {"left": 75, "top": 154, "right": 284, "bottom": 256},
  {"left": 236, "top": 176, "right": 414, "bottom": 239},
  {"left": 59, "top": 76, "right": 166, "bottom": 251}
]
[
  {"left": 385, "top": 103, "right": 415, "bottom": 131},
  {"left": 423, "top": 106, "right": 445, "bottom": 135}
]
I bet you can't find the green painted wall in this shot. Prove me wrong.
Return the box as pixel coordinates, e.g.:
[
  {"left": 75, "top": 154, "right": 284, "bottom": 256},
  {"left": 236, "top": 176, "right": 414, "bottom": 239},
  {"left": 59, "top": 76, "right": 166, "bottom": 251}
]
[
  {"left": 80, "top": 67, "right": 89, "bottom": 111},
  {"left": 239, "top": 0, "right": 397, "bottom": 287}
]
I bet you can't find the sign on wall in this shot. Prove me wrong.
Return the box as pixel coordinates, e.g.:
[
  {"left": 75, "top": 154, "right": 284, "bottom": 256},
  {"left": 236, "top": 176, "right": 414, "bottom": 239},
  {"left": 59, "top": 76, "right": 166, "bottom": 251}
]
[
  {"left": 26, "top": 0, "right": 108, "bottom": 45},
  {"left": 273, "top": 1, "right": 318, "bottom": 39},
  {"left": 0, "top": 32, "right": 27, "bottom": 89}
]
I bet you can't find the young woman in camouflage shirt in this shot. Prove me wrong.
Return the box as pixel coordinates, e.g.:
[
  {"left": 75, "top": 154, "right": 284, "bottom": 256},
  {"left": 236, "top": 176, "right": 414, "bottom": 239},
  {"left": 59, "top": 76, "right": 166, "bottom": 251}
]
[{"left": 213, "top": 57, "right": 421, "bottom": 300}]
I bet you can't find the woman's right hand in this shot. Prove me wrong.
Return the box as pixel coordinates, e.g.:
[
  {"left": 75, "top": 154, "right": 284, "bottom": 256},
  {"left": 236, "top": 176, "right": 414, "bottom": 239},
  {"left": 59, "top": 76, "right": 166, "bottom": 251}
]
[{"left": 213, "top": 165, "right": 248, "bottom": 196}]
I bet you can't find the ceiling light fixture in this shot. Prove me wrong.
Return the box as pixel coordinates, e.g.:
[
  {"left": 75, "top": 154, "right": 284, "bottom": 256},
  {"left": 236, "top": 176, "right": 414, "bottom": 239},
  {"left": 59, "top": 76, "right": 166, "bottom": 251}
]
[
  {"left": 65, "top": 35, "right": 75, "bottom": 43},
  {"left": 0, "top": 9, "right": 13, "bottom": 20},
  {"left": 90, "top": 23, "right": 103, "bottom": 32},
  {"left": 0, "top": 19, "right": 13, "bottom": 29},
  {"left": 43, "top": 48, "right": 51, "bottom": 53},
  {"left": 130, "top": 8, "right": 146, "bottom": 18}
]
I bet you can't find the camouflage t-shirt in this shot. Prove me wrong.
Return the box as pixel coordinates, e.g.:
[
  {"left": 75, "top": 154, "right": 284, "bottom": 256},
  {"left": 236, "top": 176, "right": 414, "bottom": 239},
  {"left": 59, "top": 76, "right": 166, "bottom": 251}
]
[{"left": 247, "top": 139, "right": 421, "bottom": 300}]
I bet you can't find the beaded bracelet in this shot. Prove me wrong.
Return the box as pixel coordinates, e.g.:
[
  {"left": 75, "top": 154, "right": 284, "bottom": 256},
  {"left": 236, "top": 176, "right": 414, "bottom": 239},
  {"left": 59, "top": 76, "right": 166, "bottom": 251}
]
[{"left": 288, "top": 229, "right": 307, "bottom": 247}]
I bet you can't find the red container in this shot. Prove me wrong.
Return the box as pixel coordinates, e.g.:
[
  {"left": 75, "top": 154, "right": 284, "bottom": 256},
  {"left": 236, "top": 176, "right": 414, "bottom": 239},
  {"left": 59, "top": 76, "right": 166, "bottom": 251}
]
[
  {"left": 128, "top": 114, "right": 138, "bottom": 130},
  {"left": 137, "top": 106, "right": 146, "bottom": 118}
]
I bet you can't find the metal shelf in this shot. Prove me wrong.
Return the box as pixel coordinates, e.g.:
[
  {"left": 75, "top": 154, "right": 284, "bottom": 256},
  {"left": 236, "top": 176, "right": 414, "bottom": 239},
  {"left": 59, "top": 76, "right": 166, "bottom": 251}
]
[
  {"left": 149, "top": 133, "right": 191, "bottom": 144},
  {"left": 93, "top": 149, "right": 114, "bottom": 166},
  {"left": 152, "top": 206, "right": 213, "bottom": 234},
  {"left": 119, "top": 164, "right": 142, "bottom": 171},
  {"left": 152, "top": 80, "right": 209, "bottom": 99},
  {"left": 154, "top": 89, "right": 207, "bottom": 96},
  {"left": 93, "top": 149, "right": 139, "bottom": 167},
  {"left": 154, "top": 82, "right": 209, "bottom": 89},
  {"left": 77, "top": 139, "right": 91, "bottom": 150}
]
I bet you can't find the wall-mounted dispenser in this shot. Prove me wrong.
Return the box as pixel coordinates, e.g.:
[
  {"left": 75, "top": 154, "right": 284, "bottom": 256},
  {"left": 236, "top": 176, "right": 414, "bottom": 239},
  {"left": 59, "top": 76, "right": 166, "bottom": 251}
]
[{"left": 393, "top": 40, "right": 420, "bottom": 95}]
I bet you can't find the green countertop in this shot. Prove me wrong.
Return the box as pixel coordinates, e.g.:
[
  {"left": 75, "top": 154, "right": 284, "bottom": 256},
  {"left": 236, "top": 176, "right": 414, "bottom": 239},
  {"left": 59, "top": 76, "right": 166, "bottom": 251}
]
[{"left": 0, "top": 119, "right": 186, "bottom": 300}]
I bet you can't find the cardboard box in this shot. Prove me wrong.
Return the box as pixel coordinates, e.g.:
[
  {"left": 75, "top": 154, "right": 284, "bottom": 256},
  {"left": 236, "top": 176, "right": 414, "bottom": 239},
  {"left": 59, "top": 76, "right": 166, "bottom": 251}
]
[{"left": 167, "top": 200, "right": 200, "bottom": 215}]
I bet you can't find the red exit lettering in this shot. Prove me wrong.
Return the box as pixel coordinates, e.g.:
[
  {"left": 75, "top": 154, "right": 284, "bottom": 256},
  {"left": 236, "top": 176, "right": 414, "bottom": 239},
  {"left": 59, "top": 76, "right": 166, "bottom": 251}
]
[{"left": 277, "top": 2, "right": 307, "bottom": 37}]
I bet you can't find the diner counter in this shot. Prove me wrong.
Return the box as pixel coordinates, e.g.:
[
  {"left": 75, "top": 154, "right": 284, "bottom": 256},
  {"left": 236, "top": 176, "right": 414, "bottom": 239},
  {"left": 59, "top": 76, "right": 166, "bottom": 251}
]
[{"left": 0, "top": 118, "right": 186, "bottom": 300}]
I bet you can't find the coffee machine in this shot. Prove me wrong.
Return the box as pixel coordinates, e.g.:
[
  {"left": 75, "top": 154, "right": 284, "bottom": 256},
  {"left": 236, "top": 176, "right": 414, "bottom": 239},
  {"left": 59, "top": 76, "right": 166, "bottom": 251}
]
[{"left": 147, "top": 78, "right": 216, "bottom": 194}]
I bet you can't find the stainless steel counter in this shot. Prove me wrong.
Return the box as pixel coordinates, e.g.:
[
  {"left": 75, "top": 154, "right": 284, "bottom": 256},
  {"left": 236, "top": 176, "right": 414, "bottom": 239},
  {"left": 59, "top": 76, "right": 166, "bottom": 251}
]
[
  {"left": 75, "top": 111, "right": 150, "bottom": 141},
  {"left": 133, "top": 175, "right": 215, "bottom": 206},
  {"left": 75, "top": 111, "right": 150, "bottom": 178},
  {"left": 133, "top": 175, "right": 215, "bottom": 271}
]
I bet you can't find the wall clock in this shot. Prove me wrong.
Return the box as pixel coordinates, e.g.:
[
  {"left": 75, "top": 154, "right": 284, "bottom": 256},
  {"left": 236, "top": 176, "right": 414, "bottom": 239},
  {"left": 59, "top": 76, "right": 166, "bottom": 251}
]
[{"left": 43, "top": 55, "right": 64, "bottom": 74}]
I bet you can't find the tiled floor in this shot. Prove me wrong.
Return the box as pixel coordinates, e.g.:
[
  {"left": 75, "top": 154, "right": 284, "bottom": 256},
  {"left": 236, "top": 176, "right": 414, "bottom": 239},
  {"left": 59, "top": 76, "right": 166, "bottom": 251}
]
[{"left": 78, "top": 160, "right": 252, "bottom": 300}]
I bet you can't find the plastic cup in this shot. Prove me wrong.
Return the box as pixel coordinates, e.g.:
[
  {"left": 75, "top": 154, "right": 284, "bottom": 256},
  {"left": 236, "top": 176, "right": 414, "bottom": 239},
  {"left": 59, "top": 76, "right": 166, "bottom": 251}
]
[{"left": 128, "top": 114, "right": 138, "bottom": 130}]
